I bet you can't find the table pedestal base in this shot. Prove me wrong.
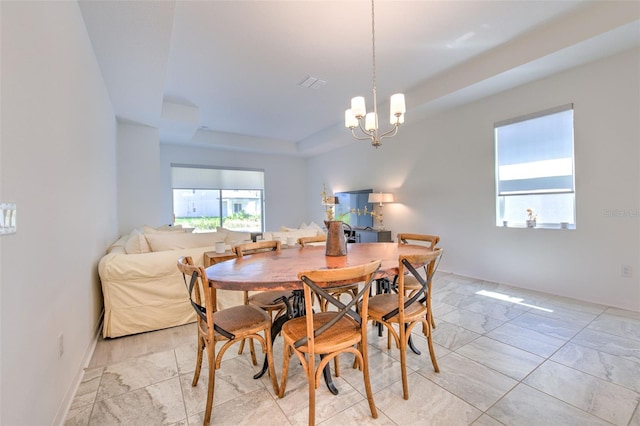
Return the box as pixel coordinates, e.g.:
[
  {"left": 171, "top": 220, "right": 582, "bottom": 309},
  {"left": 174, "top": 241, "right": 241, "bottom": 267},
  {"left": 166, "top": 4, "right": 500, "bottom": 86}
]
[{"left": 254, "top": 290, "right": 339, "bottom": 395}]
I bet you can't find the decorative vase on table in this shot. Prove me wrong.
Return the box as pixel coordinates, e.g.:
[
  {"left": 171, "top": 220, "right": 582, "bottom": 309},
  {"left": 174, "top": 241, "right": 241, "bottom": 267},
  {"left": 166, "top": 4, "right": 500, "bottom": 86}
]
[{"left": 324, "top": 221, "right": 350, "bottom": 256}]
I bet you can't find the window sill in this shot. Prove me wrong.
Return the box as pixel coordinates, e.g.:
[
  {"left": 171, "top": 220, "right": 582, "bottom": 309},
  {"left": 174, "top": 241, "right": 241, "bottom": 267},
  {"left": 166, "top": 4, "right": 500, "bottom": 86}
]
[{"left": 499, "top": 223, "right": 575, "bottom": 230}]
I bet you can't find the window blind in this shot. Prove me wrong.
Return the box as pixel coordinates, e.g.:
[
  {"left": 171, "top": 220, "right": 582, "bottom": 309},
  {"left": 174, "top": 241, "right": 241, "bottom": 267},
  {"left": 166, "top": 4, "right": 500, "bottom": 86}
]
[
  {"left": 171, "top": 165, "right": 264, "bottom": 190},
  {"left": 495, "top": 104, "right": 574, "bottom": 196}
]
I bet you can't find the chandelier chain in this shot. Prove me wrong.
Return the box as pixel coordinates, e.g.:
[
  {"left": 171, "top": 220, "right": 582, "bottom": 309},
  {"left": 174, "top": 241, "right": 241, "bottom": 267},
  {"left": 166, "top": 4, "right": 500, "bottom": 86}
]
[{"left": 371, "top": 0, "right": 378, "bottom": 130}]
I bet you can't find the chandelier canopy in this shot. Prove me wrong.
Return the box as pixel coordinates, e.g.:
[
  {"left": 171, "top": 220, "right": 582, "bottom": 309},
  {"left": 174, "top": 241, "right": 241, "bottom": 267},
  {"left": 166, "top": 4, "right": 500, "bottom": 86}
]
[{"left": 344, "top": 0, "right": 405, "bottom": 148}]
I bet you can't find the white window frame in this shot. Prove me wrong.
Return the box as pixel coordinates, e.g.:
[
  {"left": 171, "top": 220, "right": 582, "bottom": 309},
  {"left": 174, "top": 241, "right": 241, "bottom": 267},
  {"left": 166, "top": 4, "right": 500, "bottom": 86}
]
[
  {"left": 171, "top": 165, "right": 265, "bottom": 232},
  {"left": 495, "top": 104, "right": 576, "bottom": 229}
]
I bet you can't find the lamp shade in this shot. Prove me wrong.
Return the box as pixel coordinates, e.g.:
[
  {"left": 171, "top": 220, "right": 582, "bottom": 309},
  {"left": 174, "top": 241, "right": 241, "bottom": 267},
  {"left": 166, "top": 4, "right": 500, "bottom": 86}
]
[{"left": 368, "top": 192, "right": 394, "bottom": 204}]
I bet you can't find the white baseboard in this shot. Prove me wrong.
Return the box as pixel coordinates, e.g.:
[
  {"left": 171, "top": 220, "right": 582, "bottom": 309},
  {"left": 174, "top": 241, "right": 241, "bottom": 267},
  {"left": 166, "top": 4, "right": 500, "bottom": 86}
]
[{"left": 53, "top": 311, "right": 104, "bottom": 426}]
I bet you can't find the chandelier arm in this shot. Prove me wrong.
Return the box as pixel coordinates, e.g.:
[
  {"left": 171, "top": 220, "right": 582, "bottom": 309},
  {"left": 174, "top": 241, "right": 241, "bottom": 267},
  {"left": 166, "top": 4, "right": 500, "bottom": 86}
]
[
  {"left": 350, "top": 128, "right": 375, "bottom": 141},
  {"left": 378, "top": 124, "right": 399, "bottom": 140},
  {"left": 356, "top": 120, "right": 375, "bottom": 137}
]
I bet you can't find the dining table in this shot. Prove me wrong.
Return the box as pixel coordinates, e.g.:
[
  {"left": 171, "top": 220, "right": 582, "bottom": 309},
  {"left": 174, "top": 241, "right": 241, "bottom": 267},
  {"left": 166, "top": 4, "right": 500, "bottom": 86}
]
[{"left": 205, "top": 241, "right": 439, "bottom": 393}]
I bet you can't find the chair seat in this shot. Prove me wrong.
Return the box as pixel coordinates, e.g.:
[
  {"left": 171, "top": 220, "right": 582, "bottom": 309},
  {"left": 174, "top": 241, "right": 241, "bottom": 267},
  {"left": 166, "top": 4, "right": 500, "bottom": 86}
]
[
  {"left": 367, "top": 294, "right": 427, "bottom": 323},
  {"left": 402, "top": 275, "right": 422, "bottom": 290},
  {"left": 211, "top": 305, "right": 272, "bottom": 339},
  {"left": 248, "top": 290, "right": 293, "bottom": 310},
  {"left": 282, "top": 312, "right": 361, "bottom": 353}
]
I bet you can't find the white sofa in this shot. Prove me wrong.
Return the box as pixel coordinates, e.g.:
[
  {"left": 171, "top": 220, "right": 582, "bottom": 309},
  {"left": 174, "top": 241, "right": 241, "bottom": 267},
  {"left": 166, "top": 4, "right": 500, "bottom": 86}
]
[
  {"left": 98, "top": 224, "right": 325, "bottom": 338},
  {"left": 98, "top": 226, "right": 248, "bottom": 338}
]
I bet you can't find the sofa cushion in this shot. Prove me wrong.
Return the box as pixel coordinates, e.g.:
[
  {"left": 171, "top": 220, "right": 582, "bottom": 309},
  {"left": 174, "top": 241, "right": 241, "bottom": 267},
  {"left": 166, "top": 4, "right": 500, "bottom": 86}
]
[
  {"left": 143, "top": 224, "right": 185, "bottom": 234},
  {"left": 306, "top": 221, "right": 325, "bottom": 234},
  {"left": 216, "top": 227, "right": 252, "bottom": 244},
  {"left": 107, "top": 234, "right": 129, "bottom": 254},
  {"left": 268, "top": 228, "right": 320, "bottom": 242},
  {"left": 125, "top": 229, "right": 152, "bottom": 254},
  {"left": 145, "top": 231, "right": 226, "bottom": 252}
]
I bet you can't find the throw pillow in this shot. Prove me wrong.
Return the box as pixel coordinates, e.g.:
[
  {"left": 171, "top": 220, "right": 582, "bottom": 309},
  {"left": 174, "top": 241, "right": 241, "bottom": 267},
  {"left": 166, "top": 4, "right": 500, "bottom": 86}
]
[
  {"left": 107, "top": 234, "right": 129, "bottom": 254},
  {"left": 143, "top": 224, "right": 185, "bottom": 234},
  {"left": 216, "top": 227, "right": 252, "bottom": 244},
  {"left": 306, "top": 221, "right": 325, "bottom": 235},
  {"left": 145, "top": 232, "right": 226, "bottom": 252},
  {"left": 125, "top": 229, "right": 151, "bottom": 254}
]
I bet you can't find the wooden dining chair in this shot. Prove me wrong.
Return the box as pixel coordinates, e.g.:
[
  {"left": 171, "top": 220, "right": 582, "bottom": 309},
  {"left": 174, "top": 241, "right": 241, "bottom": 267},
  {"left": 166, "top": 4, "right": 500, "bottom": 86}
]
[
  {"left": 366, "top": 248, "right": 443, "bottom": 400},
  {"left": 297, "top": 233, "right": 360, "bottom": 377},
  {"left": 297, "top": 234, "right": 326, "bottom": 246},
  {"left": 298, "top": 234, "right": 359, "bottom": 311},
  {"left": 396, "top": 233, "right": 440, "bottom": 329},
  {"left": 278, "top": 260, "right": 381, "bottom": 426},
  {"left": 177, "top": 256, "right": 279, "bottom": 424},
  {"left": 233, "top": 240, "right": 294, "bottom": 363}
]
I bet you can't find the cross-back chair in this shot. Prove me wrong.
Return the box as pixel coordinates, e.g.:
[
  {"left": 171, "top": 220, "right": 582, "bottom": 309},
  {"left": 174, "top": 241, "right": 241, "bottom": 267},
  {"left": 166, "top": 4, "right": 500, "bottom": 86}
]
[
  {"left": 298, "top": 234, "right": 359, "bottom": 311},
  {"left": 366, "top": 248, "right": 443, "bottom": 400},
  {"left": 396, "top": 233, "right": 440, "bottom": 328},
  {"left": 233, "top": 240, "right": 293, "bottom": 363},
  {"left": 177, "top": 256, "right": 279, "bottom": 424},
  {"left": 278, "top": 260, "right": 381, "bottom": 426},
  {"left": 297, "top": 234, "right": 326, "bottom": 247},
  {"left": 297, "top": 233, "right": 360, "bottom": 377}
]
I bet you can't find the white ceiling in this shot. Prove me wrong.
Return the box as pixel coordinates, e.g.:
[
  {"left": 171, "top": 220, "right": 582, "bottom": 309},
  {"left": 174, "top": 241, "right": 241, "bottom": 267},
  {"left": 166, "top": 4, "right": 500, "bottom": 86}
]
[{"left": 78, "top": 0, "right": 640, "bottom": 157}]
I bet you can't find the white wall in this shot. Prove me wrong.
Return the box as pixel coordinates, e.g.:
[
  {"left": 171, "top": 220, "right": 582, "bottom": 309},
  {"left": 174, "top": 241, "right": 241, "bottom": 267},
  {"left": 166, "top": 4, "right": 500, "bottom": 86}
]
[
  {"left": 117, "top": 122, "right": 162, "bottom": 235},
  {"left": 159, "top": 144, "right": 309, "bottom": 232},
  {"left": 308, "top": 48, "right": 640, "bottom": 311},
  {"left": 0, "top": 2, "right": 117, "bottom": 424}
]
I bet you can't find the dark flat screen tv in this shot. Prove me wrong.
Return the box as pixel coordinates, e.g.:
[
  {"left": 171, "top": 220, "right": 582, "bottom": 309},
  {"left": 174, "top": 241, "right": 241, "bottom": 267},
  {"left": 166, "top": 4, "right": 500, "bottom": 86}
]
[{"left": 335, "top": 189, "right": 373, "bottom": 228}]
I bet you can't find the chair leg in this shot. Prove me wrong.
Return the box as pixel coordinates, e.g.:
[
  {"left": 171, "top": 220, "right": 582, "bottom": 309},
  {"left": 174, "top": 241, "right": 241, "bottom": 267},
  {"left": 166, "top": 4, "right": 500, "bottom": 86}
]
[
  {"left": 426, "top": 314, "right": 440, "bottom": 372},
  {"left": 248, "top": 338, "right": 257, "bottom": 365},
  {"left": 399, "top": 323, "right": 409, "bottom": 400},
  {"left": 360, "top": 344, "right": 378, "bottom": 419},
  {"left": 264, "top": 329, "right": 279, "bottom": 395},
  {"left": 427, "top": 296, "right": 436, "bottom": 329},
  {"left": 308, "top": 356, "right": 316, "bottom": 426},
  {"left": 203, "top": 342, "right": 216, "bottom": 425},
  {"left": 192, "top": 335, "right": 204, "bottom": 386},
  {"left": 278, "top": 345, "right": 292, "bottom": 398}
]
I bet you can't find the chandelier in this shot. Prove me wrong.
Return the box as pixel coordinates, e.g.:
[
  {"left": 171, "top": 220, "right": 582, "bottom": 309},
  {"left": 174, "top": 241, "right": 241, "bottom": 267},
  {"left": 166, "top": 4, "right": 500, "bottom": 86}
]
[{"left": 344, "top": 0, "right": 405, "bottom": 148}]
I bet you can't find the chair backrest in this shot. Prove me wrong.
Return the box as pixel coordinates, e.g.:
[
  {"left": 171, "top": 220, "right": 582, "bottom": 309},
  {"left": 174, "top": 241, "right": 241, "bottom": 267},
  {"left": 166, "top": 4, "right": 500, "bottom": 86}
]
[
  {"left": 397, "top": 233, "right": 440, "bottom": 250},
  {"left": 297, "top": 235, "right": 327, "bottom": 247},
  {"left": 233, "top": 240, "right": 281, "bottom": 258},
  {"left": 386, "top": 248, "right": 443, "bottom": 321},
  {"left": 177, "top": 255, "right": 237, "bottom": 340},
  {"left": 177, "top": 256, "right": 215, "bottom": 328},
  {"left": 397, "top": 233, "right": 440, "bottom": 277},
  {"left": 296, "top": 260, "right": 381, "bottom": 351}
]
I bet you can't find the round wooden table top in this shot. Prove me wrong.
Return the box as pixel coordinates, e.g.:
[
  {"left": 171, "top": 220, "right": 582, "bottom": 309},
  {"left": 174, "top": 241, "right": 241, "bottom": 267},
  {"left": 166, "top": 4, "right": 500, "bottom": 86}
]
[{"left": 205, "top": 242, "right": 438, "bottom": 291}]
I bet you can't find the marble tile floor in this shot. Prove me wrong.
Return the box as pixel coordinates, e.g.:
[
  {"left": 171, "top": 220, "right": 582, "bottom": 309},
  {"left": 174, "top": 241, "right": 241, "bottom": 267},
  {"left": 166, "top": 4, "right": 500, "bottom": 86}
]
[{"left": 65, "top": 273, "right": 640, "bottom": 425}]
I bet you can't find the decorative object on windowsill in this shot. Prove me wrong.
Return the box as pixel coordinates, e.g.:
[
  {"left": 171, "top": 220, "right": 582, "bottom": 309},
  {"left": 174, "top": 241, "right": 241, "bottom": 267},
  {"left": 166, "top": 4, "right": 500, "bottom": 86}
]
[
  {"left": 526, "top": 208, "right": 537, "bottom": 228},
  {"left": 320, "top": 184, "right": 339, "bottom": 221},
  {"left": 344, "top": 0, "right": 405, "bottom": 149}
]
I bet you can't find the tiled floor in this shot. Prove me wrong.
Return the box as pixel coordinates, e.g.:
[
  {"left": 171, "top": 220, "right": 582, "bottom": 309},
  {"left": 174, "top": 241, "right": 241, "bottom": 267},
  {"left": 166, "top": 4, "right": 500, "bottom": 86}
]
[{"left": 65, "top": 273, "right": 640, "bottom": 425}]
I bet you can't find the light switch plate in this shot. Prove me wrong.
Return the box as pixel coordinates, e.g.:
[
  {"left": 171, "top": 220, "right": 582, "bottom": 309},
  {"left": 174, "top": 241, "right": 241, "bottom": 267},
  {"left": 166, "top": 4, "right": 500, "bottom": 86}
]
[{"left": 0, "top": 202, "right": 17, "bottom": 235}]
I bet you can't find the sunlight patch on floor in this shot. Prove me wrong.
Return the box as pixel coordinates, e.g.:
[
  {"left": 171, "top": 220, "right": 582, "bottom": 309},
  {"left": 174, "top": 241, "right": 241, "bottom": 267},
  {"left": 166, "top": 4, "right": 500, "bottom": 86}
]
[{"left": 476, "top": 290, "right": 553, "bottom": 313}]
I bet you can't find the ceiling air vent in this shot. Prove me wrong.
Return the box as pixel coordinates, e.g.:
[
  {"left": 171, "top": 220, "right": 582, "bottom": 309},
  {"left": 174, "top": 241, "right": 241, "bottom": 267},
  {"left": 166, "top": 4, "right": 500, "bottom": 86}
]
[{"left": 298, "top": 76, "right": 327, "bottom": 90}]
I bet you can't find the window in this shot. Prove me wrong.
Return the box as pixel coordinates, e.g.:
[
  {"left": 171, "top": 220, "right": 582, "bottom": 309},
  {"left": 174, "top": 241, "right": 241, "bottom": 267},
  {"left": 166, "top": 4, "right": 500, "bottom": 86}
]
[
  {"left": 495, "top": 104, "right": 575, "bottom": 228},
  {"left": 171, "top": 166, "right": 264, "bottom": 232}
]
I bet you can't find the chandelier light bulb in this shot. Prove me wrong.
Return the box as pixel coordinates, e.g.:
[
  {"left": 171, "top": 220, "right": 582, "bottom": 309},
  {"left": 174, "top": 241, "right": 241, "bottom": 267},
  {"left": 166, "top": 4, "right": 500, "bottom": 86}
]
[
  {"left": 390, "top": 93, "right": 406, "bottom": 115},
  {"left": 365, "top": 112, "right": 378, "bottom": 131},
  {"left": 345, "top": 109, "right": 358, "bottom": 128}
]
